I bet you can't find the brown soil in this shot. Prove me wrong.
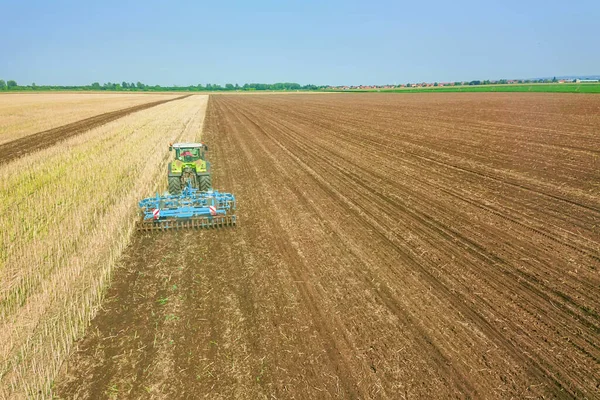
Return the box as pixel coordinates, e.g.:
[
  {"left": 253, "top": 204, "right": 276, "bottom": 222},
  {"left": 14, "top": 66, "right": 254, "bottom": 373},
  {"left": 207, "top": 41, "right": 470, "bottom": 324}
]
[
  {"left": 55, "top": 93, "right": 600, "bottom": 399},
  {"left": 0, "top": 95, "right": 190, "bottom": 164}
]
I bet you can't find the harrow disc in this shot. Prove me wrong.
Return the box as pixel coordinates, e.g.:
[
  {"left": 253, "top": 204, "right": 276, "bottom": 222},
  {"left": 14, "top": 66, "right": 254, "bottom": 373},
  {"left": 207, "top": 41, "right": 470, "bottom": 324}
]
[{"left": 137, "top": 215, "right": 237, "bottom": 232}]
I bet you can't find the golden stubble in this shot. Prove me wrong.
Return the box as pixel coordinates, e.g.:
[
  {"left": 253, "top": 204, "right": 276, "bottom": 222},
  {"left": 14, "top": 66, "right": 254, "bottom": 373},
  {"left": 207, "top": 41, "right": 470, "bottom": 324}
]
[
  {"left": 0, "top": 95, "right": 208, "bottom": 398},
  {"left": 0, "top": 93, "right": 180, "bottom": 144}
]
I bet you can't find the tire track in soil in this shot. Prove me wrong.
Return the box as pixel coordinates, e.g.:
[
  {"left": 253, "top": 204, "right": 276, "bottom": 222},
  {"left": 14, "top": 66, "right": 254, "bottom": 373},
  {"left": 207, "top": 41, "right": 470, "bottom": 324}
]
[
  {"left": 203, "top": 98, "right": 366, "bottom": 398},
  {"left": 213, "top": 94, "right": 599, "bottom": 398},
  {"left": 275, "top": 124, "right": 600, "bottom": 346},
  {"left": 210, "top": 97, "right": 521, "bottom": 397},
  {"left": 55, "top": 93, "right": 600, "bottom": 399},
  {"left": 224, "top": 100, "right": 479, "bottom": 397},
  {"left": 230, "top": 95, "right": 599, "bottom": 397},
  {"left": 0, "top": 95, "right": 190, "bottom": 164},
  {"left": 229, "top": 99, "right": 564, "bottom": 397}
]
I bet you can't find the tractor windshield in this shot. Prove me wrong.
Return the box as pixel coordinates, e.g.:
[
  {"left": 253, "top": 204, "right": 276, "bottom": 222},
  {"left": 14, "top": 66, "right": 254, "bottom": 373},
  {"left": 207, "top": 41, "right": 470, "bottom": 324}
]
[{"left": 177, "top": 148, "right": 200, "bottom": 161}]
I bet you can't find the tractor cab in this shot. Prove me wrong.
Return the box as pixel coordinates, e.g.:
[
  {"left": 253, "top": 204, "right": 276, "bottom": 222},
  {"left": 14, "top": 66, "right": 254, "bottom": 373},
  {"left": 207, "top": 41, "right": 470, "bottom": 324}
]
[
  {"left": 168, "top": 142, "right": 212, "bottom": 194},
  {"left": 170, "top": 143, "right": 208, "bottom": 162}
]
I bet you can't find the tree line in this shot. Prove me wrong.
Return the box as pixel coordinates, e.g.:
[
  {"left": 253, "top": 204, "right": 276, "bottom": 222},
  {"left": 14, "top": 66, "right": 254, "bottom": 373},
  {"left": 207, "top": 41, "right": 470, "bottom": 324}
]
[
  {"left": 0, "top": 80, "right": 18, "bottom": 90},
  {"left": 0, "top": 80, "right": 324, "bottom": 92},
  {"left": 0, "top": 77, "right": 574, "bottom": 92}
]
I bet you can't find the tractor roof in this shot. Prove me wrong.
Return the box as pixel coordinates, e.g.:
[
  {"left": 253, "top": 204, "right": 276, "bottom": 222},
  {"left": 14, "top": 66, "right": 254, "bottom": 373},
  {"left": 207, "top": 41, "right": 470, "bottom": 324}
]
[{"left": 172, "top": 143, "right": 204, "bottom": 148}]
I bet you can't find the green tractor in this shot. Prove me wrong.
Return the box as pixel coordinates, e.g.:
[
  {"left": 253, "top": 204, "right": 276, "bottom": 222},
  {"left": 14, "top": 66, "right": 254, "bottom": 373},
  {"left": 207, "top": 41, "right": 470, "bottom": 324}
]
[{"left": 168, "top": 142, "right": 212, "bottom": 194}]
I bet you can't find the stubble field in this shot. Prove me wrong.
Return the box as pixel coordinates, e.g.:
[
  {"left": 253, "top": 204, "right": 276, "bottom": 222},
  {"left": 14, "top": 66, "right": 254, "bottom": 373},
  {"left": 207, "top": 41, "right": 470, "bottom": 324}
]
[
  {"left": 54, "top": 93, "right": 600, "bottom": 399},
  {"left": 0, "top": 94, "right": 207, "bottom": 398},
  {"left": 0, "top": 93, "right": 180, "bottom": 145}
]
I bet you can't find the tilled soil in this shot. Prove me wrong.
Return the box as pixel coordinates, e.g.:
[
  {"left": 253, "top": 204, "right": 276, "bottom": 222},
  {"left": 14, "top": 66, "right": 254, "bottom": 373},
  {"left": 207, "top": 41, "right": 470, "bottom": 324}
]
[
  {"left": 0, "top": 95, "right": 189, "bottom": 164},
  {"left": 55, "top": 93, "right": 600, "bottom": 399}
]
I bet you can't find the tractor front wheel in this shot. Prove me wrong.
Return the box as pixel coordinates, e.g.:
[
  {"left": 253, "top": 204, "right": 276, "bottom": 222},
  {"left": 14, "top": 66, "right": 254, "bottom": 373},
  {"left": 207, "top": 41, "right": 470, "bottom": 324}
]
[
  {"left": 199, "top": 175, "right": 212, "bottom": 191},
  {"left": 168, "top": 176, "right": 182, "bottom": 195}
]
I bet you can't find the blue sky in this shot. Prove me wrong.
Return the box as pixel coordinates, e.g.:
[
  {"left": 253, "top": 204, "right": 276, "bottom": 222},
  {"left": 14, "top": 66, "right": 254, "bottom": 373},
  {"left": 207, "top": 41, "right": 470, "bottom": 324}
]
[{"left": 1, "top": 0, "right": 598, "bottom": 86}]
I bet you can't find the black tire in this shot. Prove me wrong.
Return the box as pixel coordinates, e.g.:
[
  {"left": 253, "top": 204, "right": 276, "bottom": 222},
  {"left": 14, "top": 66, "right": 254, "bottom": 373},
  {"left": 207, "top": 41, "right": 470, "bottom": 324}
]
[
  {"left": 168, "top": 176, "right": 182, "bottom": 195},
  {"left": 199, "top": 175, "right": 212, "bottom": 192}
]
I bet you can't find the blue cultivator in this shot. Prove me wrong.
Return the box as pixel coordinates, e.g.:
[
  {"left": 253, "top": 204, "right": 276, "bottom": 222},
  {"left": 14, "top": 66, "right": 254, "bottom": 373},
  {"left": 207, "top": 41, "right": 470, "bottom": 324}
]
[{"left": 138, "top": 185, "right": 236, "bottom": 231}]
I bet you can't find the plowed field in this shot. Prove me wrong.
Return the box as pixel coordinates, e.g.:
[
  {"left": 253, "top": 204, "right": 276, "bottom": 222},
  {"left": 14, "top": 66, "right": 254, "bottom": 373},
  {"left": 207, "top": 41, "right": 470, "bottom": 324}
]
[{"left": 56, "top": 93, "right": 600, "bottom": 399}]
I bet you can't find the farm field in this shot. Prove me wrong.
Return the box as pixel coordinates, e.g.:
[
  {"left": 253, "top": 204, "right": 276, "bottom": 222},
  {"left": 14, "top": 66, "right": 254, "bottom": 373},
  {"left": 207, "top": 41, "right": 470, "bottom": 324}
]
[
  {"left": 0, "top": 93, "right": 180, "bottom": 145},
  {"left": 0, "top": 94, "right": 208, "bottom": 398},
  {"left": 54, "top": 93, "right": 600, "bottom": 399},
  {"left": 0, "top": 95, "right": 189, "bottom": 165}
]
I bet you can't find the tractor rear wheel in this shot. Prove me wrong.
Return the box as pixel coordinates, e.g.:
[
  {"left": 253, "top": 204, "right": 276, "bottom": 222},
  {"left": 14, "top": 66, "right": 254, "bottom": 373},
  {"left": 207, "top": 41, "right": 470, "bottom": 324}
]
[
  {"left": 199, "top": 175, "right": 212, "bottom": 191},
  {"left": 168, "top": 176, "right": 182, "bottom": 195}
]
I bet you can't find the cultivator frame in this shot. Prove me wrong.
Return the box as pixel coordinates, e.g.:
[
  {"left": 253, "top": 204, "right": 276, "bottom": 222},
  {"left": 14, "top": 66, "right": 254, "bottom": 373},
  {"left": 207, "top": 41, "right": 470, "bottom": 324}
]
[{"left": 138, "top": 185, "right": 236, "bottom": 231}]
